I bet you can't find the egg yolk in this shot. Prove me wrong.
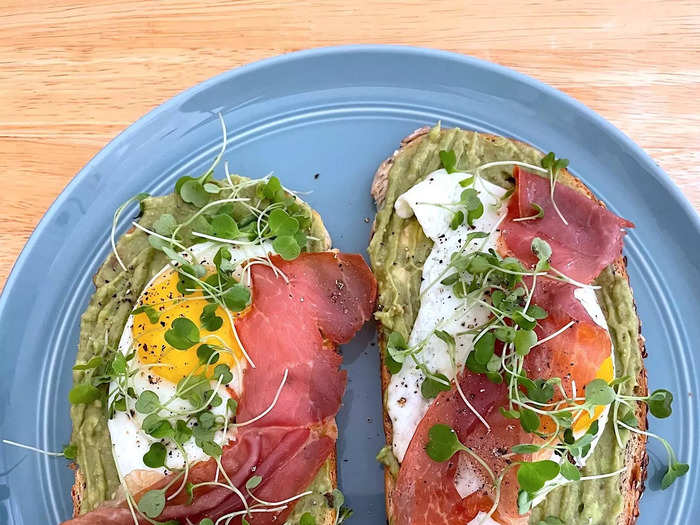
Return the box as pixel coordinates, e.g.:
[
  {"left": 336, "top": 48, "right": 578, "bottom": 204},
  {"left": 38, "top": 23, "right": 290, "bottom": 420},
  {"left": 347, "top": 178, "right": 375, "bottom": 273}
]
[
  {"left": 571, "top": 356, "right": 614, "bottom": 434},
  {"left": 131, "top": 269, "right": 243, "bottom": 383},
  {"left": 538, "top": 356, "right": 614, "bottom": 436}
]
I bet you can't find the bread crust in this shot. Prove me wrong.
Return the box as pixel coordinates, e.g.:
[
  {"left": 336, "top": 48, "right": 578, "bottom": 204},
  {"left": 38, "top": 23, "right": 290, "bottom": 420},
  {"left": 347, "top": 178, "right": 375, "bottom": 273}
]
[{"left": 371, "top": 127, "right": 648, "bottom": 525}]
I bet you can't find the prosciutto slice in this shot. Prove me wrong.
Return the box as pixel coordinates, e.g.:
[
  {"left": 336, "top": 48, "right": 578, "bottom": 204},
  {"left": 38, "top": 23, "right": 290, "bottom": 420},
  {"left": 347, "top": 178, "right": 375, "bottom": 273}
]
[
  {"left": 501, "top": 167, "right": 633, "bottom": 283},
  {"left": 64, "top": 252, "right": 376, "bottom": 525}
]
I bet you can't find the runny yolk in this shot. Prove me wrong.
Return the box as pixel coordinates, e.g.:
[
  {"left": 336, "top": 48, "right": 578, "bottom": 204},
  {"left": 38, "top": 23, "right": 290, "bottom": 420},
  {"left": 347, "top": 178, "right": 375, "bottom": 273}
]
[
  {"left": 538, "top": 356, "right": 614, "bottom": 436},
  {"left": 131, "top": 269, "right": 243, "bottom": 383},
  {"left": 571, "top": 356, "right": 614, "bottom": 434}
]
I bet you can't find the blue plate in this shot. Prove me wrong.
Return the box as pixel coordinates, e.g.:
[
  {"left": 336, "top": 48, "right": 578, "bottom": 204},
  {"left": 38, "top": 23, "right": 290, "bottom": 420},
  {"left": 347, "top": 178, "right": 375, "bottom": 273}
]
[{"left": 0, "top": 45, "right": 698, "bottom": 524}]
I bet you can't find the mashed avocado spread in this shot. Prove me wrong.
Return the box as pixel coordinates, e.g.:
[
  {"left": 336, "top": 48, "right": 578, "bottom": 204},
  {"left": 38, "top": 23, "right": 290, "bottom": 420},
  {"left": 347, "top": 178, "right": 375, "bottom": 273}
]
[
  {"left": 70, "top": 176, "right": 333, "bottom": 523},
  {"left": 368, "top": 126, "right": 643, "bottom": 524}
]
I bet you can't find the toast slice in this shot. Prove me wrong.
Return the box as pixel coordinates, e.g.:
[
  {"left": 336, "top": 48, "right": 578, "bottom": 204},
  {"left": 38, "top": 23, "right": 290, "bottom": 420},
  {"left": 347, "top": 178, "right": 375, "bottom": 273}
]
[
  {"left": 369, "top": 127, "right": 648, "bottom": 525},
  {"left": 70, "top": 207, "right": 339, "bottom": 525}
]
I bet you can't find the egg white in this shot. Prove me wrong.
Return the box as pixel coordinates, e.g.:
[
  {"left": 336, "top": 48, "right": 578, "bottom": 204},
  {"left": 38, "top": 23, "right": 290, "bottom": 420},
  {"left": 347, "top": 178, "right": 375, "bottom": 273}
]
[
  {"left": 388, "top": 170, "right": 508, "bottom": 462},
  {"left": 108, "top": 241, "right": 274, "bottom": 477},
  {"left": 390, "top": 169, "right": 616, "bottom": 505}
]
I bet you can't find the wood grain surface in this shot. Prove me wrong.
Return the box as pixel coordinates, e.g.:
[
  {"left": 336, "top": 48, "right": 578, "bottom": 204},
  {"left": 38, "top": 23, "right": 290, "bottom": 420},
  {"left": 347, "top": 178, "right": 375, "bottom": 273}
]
[{"left": 1, "top": 0, "right": 699, "bottom": 290}]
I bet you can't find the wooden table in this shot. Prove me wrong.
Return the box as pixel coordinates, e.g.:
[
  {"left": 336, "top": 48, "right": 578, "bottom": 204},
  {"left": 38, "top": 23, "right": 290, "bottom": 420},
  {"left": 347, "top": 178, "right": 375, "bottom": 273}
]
[{"left": 1, "top": 0, "right": 698, "bottom": 290}]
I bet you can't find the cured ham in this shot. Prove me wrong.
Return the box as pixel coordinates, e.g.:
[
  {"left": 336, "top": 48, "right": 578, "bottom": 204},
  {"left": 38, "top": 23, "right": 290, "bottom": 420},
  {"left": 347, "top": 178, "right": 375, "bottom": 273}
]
[
  {"left": 236, "top": 252, "right": 377, "bottom": 427},
  {"left": 501, "top": 167, "right": 633, "bottom": 283},
  {"left": 64, "top": 252, "right": 376, "bottom": 525},
  {"left": 392, "top": 371, "right": 520, "bottom": 525},
  {"left": 524, "top": 279, "right": 612, "bottom": 398}
]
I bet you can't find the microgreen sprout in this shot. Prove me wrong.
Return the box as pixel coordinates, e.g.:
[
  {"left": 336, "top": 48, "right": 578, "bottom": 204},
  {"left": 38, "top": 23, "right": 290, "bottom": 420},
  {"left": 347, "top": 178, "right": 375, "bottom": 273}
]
[
  {"left": 439, "top": 150, "right": 457, "bottom": 173},
  {"left": 111, "top": 192, "right": 149, "bottom": 271},
  {"left": 540, "top": 152, "right": 569, "bottom": 225},
  {"left": 513, "top": 202, "right": 544, "bottom": 222}
]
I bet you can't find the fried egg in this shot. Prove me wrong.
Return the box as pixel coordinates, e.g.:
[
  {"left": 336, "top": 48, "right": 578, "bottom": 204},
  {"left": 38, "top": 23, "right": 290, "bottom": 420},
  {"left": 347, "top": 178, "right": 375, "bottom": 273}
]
[
  {"left": 389, "top": 169, "right": 615, "bottom": 489},
  {"left": 108, "top": 241, "right": 274, "bottom": 478}
]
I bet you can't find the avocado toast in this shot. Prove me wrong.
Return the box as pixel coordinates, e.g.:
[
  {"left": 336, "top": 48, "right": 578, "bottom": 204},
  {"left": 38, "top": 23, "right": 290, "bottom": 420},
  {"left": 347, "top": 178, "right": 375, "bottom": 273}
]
[
  {"left": 368, "top": 126, "right": 660, "bottom": 524},
  {"left": 66, "top": 141, "right": 376, "bottom": 525}
]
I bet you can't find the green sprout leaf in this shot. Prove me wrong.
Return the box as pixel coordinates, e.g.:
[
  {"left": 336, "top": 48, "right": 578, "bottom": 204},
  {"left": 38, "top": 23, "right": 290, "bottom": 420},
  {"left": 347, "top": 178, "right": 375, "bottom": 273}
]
[
  {"left": 494, "top": 326, "right": 516, "bottom": 343},
  {"left": 526, "top": 304, "right": 548, "bottom": 320},
  {"left": 269, "top": 209, "right": 300, "bottom": 236},
  {"left": 173, "top": 420, "right": 192, "bottom": 445},
  {"left": 211, "top": 213, "right": 240, "bottom": 239},
  {"left": 62, "top": 443, "right": 77, "bottom": 460},
  {"left": 425, "top": 424, "right": 467, "bottom": 462},
  {"left": 450, "top": 210, "right": 465, "bottom": 230},
  {"left": 272, "top": 235, "right": 301, "bottom": 260},
  {"left": 214, "top": 246, "right": 233, "bottom": 271},
  {"left": 132, "top": 305, "right": 160, "bottom": 324},
  {"left": 260, "top": 176, "right": 284, "bottom": 202},
  {"left": 459, "top": 176, "right": 474, "bottom": 187},
  {"left": 196, "top": 344, "right": 219, "bottom": 365},
  {"left": 203, "top": 182, "right": 221, "bottom": 194},
  {"left": 386, "top": 331, "right": 409, "bottom": 364},
  {"left": 200, "top": 440, "right": 222, "bottom": 458},
  {"left": 135, "top": 390, "right": 160, "bottom": 414},
  {"left": 68, "top": 383, "right": 100, "bottom": 405},
  {"left": 474, "top": 332, "right": 496, "bottom": 365},
  {"left": 531, "top": 237, "right": 552, "bottom": 272},
  {"left": 517, "top": 489, "right": 532, "bottom": 515},
  {"left": 227, "top": 398, "right": 238, "bottom": 417},
  {"left": 514, "top": 203, "right": 544, "bottom": 222},
  {"left": 331, "top": 488, "right": 345, "bottom": 509},
  {"left": 180, "top": 179, "right": 209, "bottom": 208},
  {"left": 198, "top": 411, "right": 215, "bottom": 430},
  {"left": 176, "top": 264, "right": 202, "bottom": 296},
  {"left": 514, "top": 330, "right": 537, "bottom": 357},
  {"left": 72, "top": 356, "right": 103, "bottom": 371},
  {"left": 618, "top": 409, "right": 638, "bottom": 428},
  {"left": 440, "top": 273, "right": 459, "bottom": 286},
  {"left": 165, "top": 317, "right": 200, "bottom": 350},
  {"left": 421, "top": 373, "right": 451, "bottom": 399},
  {"left": 143, "top": 442, "right": 167, "bottom": 468},
  {"left": 524, "top": 378, "right": 555, "bottom": 404},
  {"left": 648, "top": 389, "right": 673, "bottom": 419},
  {"left": 222, "top": 282, "right": 251, "bottom": 311},
  {"left": 185, "top": 482, "right": 195, "bottom": 504},
  {"left": 246, "top": 475, "right": 263, "bottom": 489},
  {"left": 110, "top": 353, "right": 127, "bottom": 375},
  {"left": 500, "top": 407, "right": 521, "bottom": 419},
  {"left": 439, "top": 150, "right": 457, "bottom": 173},
  {"left": 585, "top": 379, "right": 615, "bottom": 406},
  {"left": 559, "top": 460, "right": 580, "bottom": 481},
  {"left": 662, "top": 461, "right": 689, "bottom": 489},
  {"left": 153, "top": 213, "right": 177, "bottom": 236},
  {"left": 300, "top": 512, "right": 316, "bottom": 525},
  {"left": 200, "top": 303, "right": 223, "bottom": 331},
  {"left": 200, "top": 519, "right": 214, "bottom": 525},
  {"left": 517, "top": 460, "right": 560, "bottom": 492},
  {"left": 459, "top": 189, "right": 484, "bottom": 227},
  {"left": 137, "top": 489, "right": 166, "bottom": 518},
  {"left": 511, "top": 444, "right": 540, "bottom": 454},
  {"left": 142, "top": 415, "right": 173, "bottom": 439},
  {"left": 519, "top": 408, "right": 541, "bottom": 433},
  {"left": 213, "top": 364, "right": 233, "bottom": 384}
]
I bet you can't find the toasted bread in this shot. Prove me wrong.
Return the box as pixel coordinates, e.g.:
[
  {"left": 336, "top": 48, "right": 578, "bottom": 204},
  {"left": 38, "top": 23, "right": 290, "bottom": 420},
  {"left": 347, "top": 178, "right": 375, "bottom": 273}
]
[
  {"left": 70, "top": 208, "right": 338, "bottom": 524},
  {"left": 370, "top": 127, "right": 648, "bottom": 525}
]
